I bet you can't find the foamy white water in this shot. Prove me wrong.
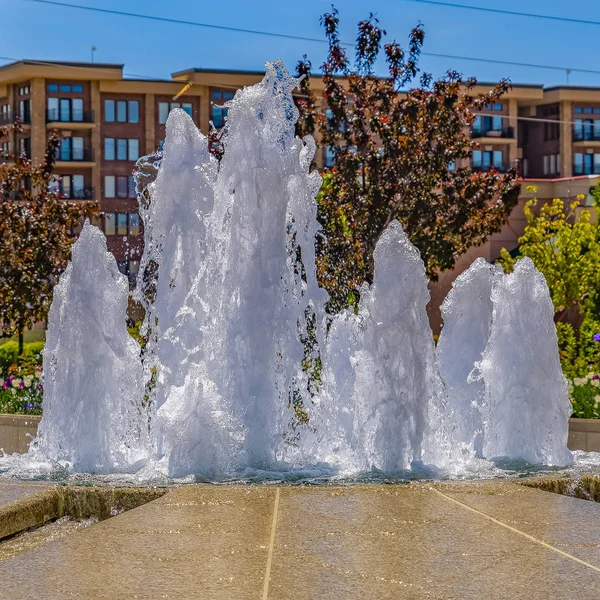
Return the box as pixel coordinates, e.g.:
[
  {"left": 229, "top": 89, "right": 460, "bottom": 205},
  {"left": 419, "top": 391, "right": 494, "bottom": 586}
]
[{"left": 0, "top": 60, "right": 575, "bottom": 481}]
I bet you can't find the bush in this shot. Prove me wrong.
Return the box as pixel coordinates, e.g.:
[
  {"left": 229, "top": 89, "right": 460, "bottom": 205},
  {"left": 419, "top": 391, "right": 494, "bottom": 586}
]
[
  {"left": 0, "top": 369, "right": 43, "bottom": 415},
  {"left": 0, "top": 340, "right": 45, "bottom": 375},
  {"left": 570, "top": 373, "right": 600, "bottom": 419}
]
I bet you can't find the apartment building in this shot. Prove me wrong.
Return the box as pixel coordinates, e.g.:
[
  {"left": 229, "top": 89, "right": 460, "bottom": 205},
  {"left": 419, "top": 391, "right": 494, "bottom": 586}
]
[{"left": 2, "top": 59, "right": 600, "bottom": 329}]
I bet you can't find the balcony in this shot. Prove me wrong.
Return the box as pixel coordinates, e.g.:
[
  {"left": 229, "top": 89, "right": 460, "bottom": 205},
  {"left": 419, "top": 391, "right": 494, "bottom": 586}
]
[
  {"left": 46, "top": 109, "right": 95, "bottom": 128},
  {"left": 471, "top": 126, "right": 515, "bottom": 140},
  {"left": 471, "top": 163, "right": 511, "bottom": 174},
  {"left": 55, "top": 148, "right": 95, "bottom": 165},
  {"left": 573, "top": 130, "right": 600, "bottom": 143},
  {"left": 62, "top": 187, "right": 95, "bottom": 200}
]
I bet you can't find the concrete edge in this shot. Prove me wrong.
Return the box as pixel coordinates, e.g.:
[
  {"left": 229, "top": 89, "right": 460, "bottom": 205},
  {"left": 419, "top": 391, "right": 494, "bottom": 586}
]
[{"left": 0, "top": 485, "right": 171, "bottom": 542}]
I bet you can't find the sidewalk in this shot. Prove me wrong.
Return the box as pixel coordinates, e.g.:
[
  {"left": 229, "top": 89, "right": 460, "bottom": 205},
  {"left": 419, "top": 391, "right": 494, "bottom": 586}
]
[{"left": 1, "top": 481, "right": 599, "bottom": 599}]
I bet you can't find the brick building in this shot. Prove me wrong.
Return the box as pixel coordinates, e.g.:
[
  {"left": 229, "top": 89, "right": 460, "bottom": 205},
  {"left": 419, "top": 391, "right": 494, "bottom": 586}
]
[{"left": 1, "top": 59, "right": 599, "bottom": 329}]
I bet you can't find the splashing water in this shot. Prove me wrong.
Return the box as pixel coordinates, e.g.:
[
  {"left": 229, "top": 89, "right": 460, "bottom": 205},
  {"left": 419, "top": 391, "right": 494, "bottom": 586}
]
[{"left": 0, "top": 61, "right": 576, "bottom": 482}]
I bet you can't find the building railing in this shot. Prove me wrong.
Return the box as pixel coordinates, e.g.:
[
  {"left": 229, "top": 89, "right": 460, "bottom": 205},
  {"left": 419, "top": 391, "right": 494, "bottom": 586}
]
[
  {"left": 55, "top": 148, "right": 94, "bottom": 162},
  {"left": 573, "top": 129, "right": 600, "bottom": 142},
  {"left": 46, "top": 109, "right": 95, "bottom": 123},
  {"left": 471, "top": 163, "right": 510, "bottom": 174},
  {"left": 63, "top": 187, "right": 95, "bottom": 200},
  {"left": 471, "top": 126, "right": 515, "bottom": 139}
]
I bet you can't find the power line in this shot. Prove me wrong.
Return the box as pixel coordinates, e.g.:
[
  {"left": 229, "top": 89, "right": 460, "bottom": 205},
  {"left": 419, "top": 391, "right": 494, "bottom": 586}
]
[
  {"left": 26, "top": 0, "right": 335, "bottom": 45},
  {"left": 399, "top": 0, "right": 600, "bottom": 27},
  {"left": 0, "top": 55, "right": 168, "bottom": 81},
  {"left": 19, "top": 0, "right": 600, "bottom": 80}
]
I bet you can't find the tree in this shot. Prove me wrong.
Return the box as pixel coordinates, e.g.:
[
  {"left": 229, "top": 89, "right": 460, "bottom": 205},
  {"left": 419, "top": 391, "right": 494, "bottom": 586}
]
[
  {"left": 499, "top": 191, "right": 600, "bottom": 378},
  {"left": 0, "top": 120, "right": 98, "bottom": 354},
  {"left": 296, "top": 9, "right": 520, "bottom": 311}
]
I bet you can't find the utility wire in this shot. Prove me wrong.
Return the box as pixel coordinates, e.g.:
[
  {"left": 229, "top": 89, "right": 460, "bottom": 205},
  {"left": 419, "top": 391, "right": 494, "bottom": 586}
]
[
  {"left": 0, "top": 55, "right": 168, "bottom": 81},
  {"left": 18, "top": 0, "right": 600, "bottom": 79},
  {"left": 399, "top": 0, "right": 600, "bottom": 27},
  {"left": 0, "top": 52, "right": 590, "bottom": 128}
]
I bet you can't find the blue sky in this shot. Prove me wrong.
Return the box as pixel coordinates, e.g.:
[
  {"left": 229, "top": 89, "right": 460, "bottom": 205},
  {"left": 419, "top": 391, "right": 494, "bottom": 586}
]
[{"left": 2, "top": 0, "right": 600, "bottom": 87}]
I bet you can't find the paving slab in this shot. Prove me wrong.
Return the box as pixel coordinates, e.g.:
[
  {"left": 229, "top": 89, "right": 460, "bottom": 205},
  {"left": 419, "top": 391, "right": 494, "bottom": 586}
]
[
  {"left": 0, "top": 481, "right": 599, "bottom": 599},
  {"left": 0, "top": 480, "right": 53, "bottom": 510}
]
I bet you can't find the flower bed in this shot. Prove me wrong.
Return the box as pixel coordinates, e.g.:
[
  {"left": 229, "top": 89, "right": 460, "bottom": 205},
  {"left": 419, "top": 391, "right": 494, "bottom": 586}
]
[{"left": 0, "top": 367, "right": 43, "bottom": 415}]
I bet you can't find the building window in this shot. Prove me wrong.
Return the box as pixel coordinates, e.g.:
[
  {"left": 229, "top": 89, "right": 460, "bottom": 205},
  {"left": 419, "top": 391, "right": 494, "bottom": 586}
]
[
  {"left": 158, "top": 101, "right": 193, "bottom": 125},
  {"left": 128, "top": 139, "right": 139, "bottom": 161},
  {"left": 18, "top": 138, "right": 31, "bottom": 158},
  {"left": 129, "top": 101, "right": 139, "bottom": 123},
  {"left": 104, "top": 176, "right": 115, "bottom": 198},
  {"left": 448, "top": 160, "right": 456, "bottom": 171},
  {"left": 105, "top": 100, "right": 115, "bottom": 122},
  {"left": 52, "top": 174, "right": 85, "bottom": 199},
  {"left": 574, "top": 118, "right": 600, "bottom": 142},
  {"left": 18, "top": 86, "right": 30, "bottom": 96},
  {"left": 521, "top": 158, "right": 529, "bottom": 177},
  {"left": 105, "top": 138, "right": 115, "bottom": 160},
  {"left": 117, "top": 101, "right": 127, "bottom": 123},
  {"left": 543, "top": 154, "right": 560, "bottom": 176},
  {"left": 117, "top": 213, "right": 128, "bottom": 236},
  {"left": 117, "top": 138, "right": 127, "bottom": 160},
  {"left": 158, "top": 102, "right": 169, "bottom": 124},
  {"left": 543, "top": 120, "right": 559, "bottom": 141},
  {"left": 210, "top": 90, "right": 234, "bottom": 128},
  {"left": 473, "top": 115, "right": 503, "bottom": 136},
  {"left": 73, "top": 85, "right": 83, "bottom": 93},
  {"left": 104, "top": 213, "right": 116, "bottom": 236},
  {"left": 129, "top": 176, "right": 137, "bottom": 199},
  {"left": 472, "top": 150, "right": 504, "bottom": 172},
  {"left": 129, "top": 214, "right": 140, "bottom": 236},
  {"left": 57, "top": 137, "right": 85, "bottom": 161},
  {"left": 47, "top": 97, "right": 83, "bottom": 122},
  {"left": 574, "top": 152, "right": 600, "bottom": 175},
  {"left": 48, "top": 84, "right": 58, "bottom": 92},
  {"left": 325, "top": 146, "right": 335, "bottom": 168},
  {"left": 117, "top": 176, "right": 128, "bottom": 198},
  {"left": 59, "top": 84, "right": 71, "bottom": 92},
  {"left": 18, "top": 99, "right": 30, "bottom": 123}
]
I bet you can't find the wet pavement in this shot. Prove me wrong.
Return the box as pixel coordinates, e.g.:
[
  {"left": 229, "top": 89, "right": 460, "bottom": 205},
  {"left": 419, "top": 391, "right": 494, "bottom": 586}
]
[{"left": 1, "top": 481, "right": 600, "bottom": 599}]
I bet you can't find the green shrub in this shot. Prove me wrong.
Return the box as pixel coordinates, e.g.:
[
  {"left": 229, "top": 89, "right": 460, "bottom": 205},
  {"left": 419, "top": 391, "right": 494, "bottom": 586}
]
[{"left": 0, "top": 340, "right": 45, "bottom": 375}]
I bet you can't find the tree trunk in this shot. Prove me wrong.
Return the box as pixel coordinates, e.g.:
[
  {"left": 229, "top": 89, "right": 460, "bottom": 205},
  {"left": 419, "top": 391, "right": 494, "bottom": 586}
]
[{"left": 18, "top": 330, "right": 24, "bottom": 356}]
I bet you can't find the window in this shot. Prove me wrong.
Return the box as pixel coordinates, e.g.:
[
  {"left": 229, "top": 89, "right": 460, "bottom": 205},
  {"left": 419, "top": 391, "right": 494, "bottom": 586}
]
[
  {"left": 129, "top": 214, "right": 140, "bottom": 236},
  {"left": 59, "top": 98, "right": 70, "bottom": 121},
  {"left": 72, "top": 174, "right": 84, "bottom": 198},
  {"left": 59, "top": 84, "right": 71, "bottom": 92},
  {"left": 448, "top": 161, "right": 456, "bottom": 171},
  {"left": 493, "top": 103, "right": 503, "bottom": 111},
  {"left": 48, "top": 84, "right": 58, "bottom": 92},
  {"left": 18, "top": 99, "right": 30, "bottom": 122},
  {"left": 521, "top": 158, "right": 529, "bottom": 177},
  {"left": 472, "top": 150, "right": 503, "bottom": 172},
  {"left": 117, "top": 176, "right": 128, "bottom": 198},
  {"left": 18, "top": 138, "right": 31, "bottom": 158},
  {"left": 117, "top": 100, "right": 127, "bottom": 123},
  {"left": 128, "top": 176, "right": 137, "bottom": 199},
  {"left": 104, "top": 176, "right": 116, "bottom": 198},
  {"left": 73, "top": 85, "right": 83, "bottom": 93},
  {"left": 18, "top": 86, "right": 30, "bottom": 96},
  {"left": 129, "top": 101, "right": 139, "bottom": 123},
  {"left": 104, "top": 213, "right": 116, "bottom": 235},
  {"left": 117, "top": 213, "right": 128, "bottom": 236},
  {"left": 105, "top": 100, "right": 115, "bottom": 122},
  {"left": 543, "top": 154, "right": 560, "bottom": 176},
  {"left": 72, "top": 98, "right": 83, "bottom": 122},
  {"left": 58, "top": 137, "right": 70, "bottom": 161},
  {"left": 210, "top": 90, "right": 234, "bottom": 128},
  {"left": 72, "top": 137, "right": 84, "bottom": 160},
  {"left": 158, "top": 101, "right": 193, "bottom": 125},
  {"left": 574, "top": 153, "right": 598, "bottom": 175},
  {"left": 117, "top": 138, "right": 127, "bottom": 160},
  {"left": 105, "top": 138, "right": 115, "bottom": 160},
  {"left": 128, "top": 139, "right": 139, "bottom": 161},
  {"left": 158, "top": 102, "right": 169, "bottom": 124},
  {"left": 325, "top": 146, "right": 335, "bottom": 168}
]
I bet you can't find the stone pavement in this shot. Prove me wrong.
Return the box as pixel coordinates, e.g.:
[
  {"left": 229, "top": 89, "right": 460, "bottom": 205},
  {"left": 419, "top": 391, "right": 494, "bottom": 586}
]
[{"left": 1, "top": 481, "right": 600, "bottom": 599}]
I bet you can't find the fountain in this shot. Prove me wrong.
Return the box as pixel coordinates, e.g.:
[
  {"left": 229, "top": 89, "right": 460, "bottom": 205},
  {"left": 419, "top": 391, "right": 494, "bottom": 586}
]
[{"left": 1, "top": 60, "right": 574, "bottom": 480}]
